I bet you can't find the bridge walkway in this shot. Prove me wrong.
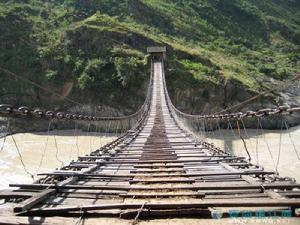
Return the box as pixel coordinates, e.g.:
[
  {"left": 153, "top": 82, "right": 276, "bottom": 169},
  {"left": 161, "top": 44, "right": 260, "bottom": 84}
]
[{"left": 1, "top": 61, "right": 300, "bottom": 221}]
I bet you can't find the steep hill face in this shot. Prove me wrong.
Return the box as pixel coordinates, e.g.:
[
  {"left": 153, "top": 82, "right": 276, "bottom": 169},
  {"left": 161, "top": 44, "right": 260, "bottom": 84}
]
[{"left": 0, "top": 0, "right": 299, "bottom": 115}]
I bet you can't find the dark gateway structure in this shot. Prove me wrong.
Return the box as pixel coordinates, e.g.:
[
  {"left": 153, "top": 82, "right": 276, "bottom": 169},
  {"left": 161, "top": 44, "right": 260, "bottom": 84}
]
[{"left": 0, "top": 47, "right": 300, "bottom": 224}]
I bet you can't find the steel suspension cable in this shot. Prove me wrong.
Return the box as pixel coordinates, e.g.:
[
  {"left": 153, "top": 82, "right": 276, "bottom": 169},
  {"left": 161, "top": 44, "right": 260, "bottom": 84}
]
[
  {"left": 0, "top": 121, "right": 9, "bottom": 153},
  {"left": 54, "top": 133, "right": 64, "bottom": 167},
  {"left": 284, "top": 121, "right": 300, "bottom": 161},
  {"left": 236, "top": 119, "right": 251, "bottom": 162},
  {"left": 258, "top": 119, "right": 276, "bottom": 170},
  {"left": 275, "top": 118, "right": 284, "bottom": 173},
  {"left": 36, "top": 120, "right": 52, "bottom": 173},
  {"left": 10, "top": 132, "right": 34, "bottom": 180}
]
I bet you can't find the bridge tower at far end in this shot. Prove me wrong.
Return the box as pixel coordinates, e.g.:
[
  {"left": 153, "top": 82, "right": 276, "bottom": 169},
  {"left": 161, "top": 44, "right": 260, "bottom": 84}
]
[{"left": 147, "top": 46, "right": 166, "bottom": 61}]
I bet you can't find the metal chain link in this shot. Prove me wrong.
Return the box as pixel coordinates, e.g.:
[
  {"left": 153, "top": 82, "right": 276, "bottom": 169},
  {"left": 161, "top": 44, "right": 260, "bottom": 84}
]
[
  {"left": 164, "top": 103, "right": 300, "bottom": 121},
  {"left": 0, "top": 70, "right": 154, "bottom": 123}
]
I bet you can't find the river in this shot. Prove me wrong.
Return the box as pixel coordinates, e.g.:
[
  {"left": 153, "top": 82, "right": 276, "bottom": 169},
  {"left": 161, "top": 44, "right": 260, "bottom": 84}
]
[
  {"left": 204, "top": 125, "right": 300, "bottom": 182},
  {"left": 0, "top": 130, "right": 115, "bottom": 188},
  {"left": 0, "top": 126, "right": 300, "bottom": 189}
]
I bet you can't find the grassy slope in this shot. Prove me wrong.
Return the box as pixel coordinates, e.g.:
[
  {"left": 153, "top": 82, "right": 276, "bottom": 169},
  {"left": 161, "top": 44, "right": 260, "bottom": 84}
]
[{"left": 0, "top": 0, "right": 299, "bottom": 114}]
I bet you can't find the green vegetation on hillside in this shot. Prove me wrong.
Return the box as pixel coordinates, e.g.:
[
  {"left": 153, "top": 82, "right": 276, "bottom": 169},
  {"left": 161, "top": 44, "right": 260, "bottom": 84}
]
[{"left": 0, "top": 0, "right": 299, "bottom": 113}]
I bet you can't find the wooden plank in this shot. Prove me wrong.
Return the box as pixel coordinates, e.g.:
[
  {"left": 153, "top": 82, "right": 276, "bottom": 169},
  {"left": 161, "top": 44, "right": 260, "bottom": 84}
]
[
  {"left": 80, "top": 155, "right": 234, "bottom": 160},
  {"left": 13, "top": 164, "right": 100, "bottom": 213},
  {"left": 129, "top": 178, "right": 195, "bottom": 184},
  {"left": 0, "top": 190, "right": 34, "bottom": 199},
  {"left": 119, "top": 193, "right": 205, "bottom": 198},
  {"left": 220, "top": 162, "right": 289, "bottom": 200},
  {"left": 130, "top": 169, "right": 186, "bottom": 173},
  {"left": 37, "top": 170, "right": 274, "bottom": 178},
  {"left": 132, "top": 142, "right": 198, "bottom": 145},
  {"left": 75, "top": 157, "right": 245, "bottom": 165},
  {"left": 25, "top": 199, "right": 300, "bottom": 214},
  {"left": 134, "top": 164, "right": 185, "bottom": 168},
  {"left": 204, "top": 193, "right": 267, "bottom": 199},
  {"left": 14, "top": 189, "right": 55, "bottom": 213},
  {"left": 10, "top": 183, "right": 300, "bottom": 191},
  {"left": 123, "top": 147, "right": 203, "bottom": 151}
]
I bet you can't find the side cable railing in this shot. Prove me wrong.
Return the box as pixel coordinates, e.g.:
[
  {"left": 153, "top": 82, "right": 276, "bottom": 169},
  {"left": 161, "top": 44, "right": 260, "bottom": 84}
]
[
  {"left": 0, "top": 63, "right": 153, "bottom": 183},
  {"left": 0, "top": 62, "right": 153, "bottom": 128},
  {"left": 161, "top": 59, "right": 300, "bottom": 180}
]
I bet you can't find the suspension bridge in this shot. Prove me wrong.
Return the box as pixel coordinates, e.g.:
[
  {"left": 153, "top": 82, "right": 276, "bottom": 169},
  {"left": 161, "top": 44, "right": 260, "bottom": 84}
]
[{"left": 0, "top": 47, "right": 300, "bottom": 224}]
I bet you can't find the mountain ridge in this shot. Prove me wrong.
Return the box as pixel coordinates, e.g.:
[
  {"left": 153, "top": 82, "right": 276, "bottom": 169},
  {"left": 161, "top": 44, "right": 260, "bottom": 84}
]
[{"left": 0, "top": 0, "right": 299, "bottom": 115}]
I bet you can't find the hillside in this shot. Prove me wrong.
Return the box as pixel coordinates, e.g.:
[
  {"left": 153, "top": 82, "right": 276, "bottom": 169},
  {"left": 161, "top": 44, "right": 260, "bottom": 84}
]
[{"left": 0, "top": 0, "right": 299, "bottom": 115}]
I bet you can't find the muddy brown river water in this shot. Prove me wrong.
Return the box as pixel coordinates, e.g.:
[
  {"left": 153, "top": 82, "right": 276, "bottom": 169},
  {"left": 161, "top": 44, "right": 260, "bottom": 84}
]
[
  {"left": 0, "top": 126, "right": 300, "bottom": 188},
  {"left": 205, "top": 125, "right": 300, "bottom": 182},
  {"left": 0, "top": 130, "right": 115, "bottom": 188}
]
